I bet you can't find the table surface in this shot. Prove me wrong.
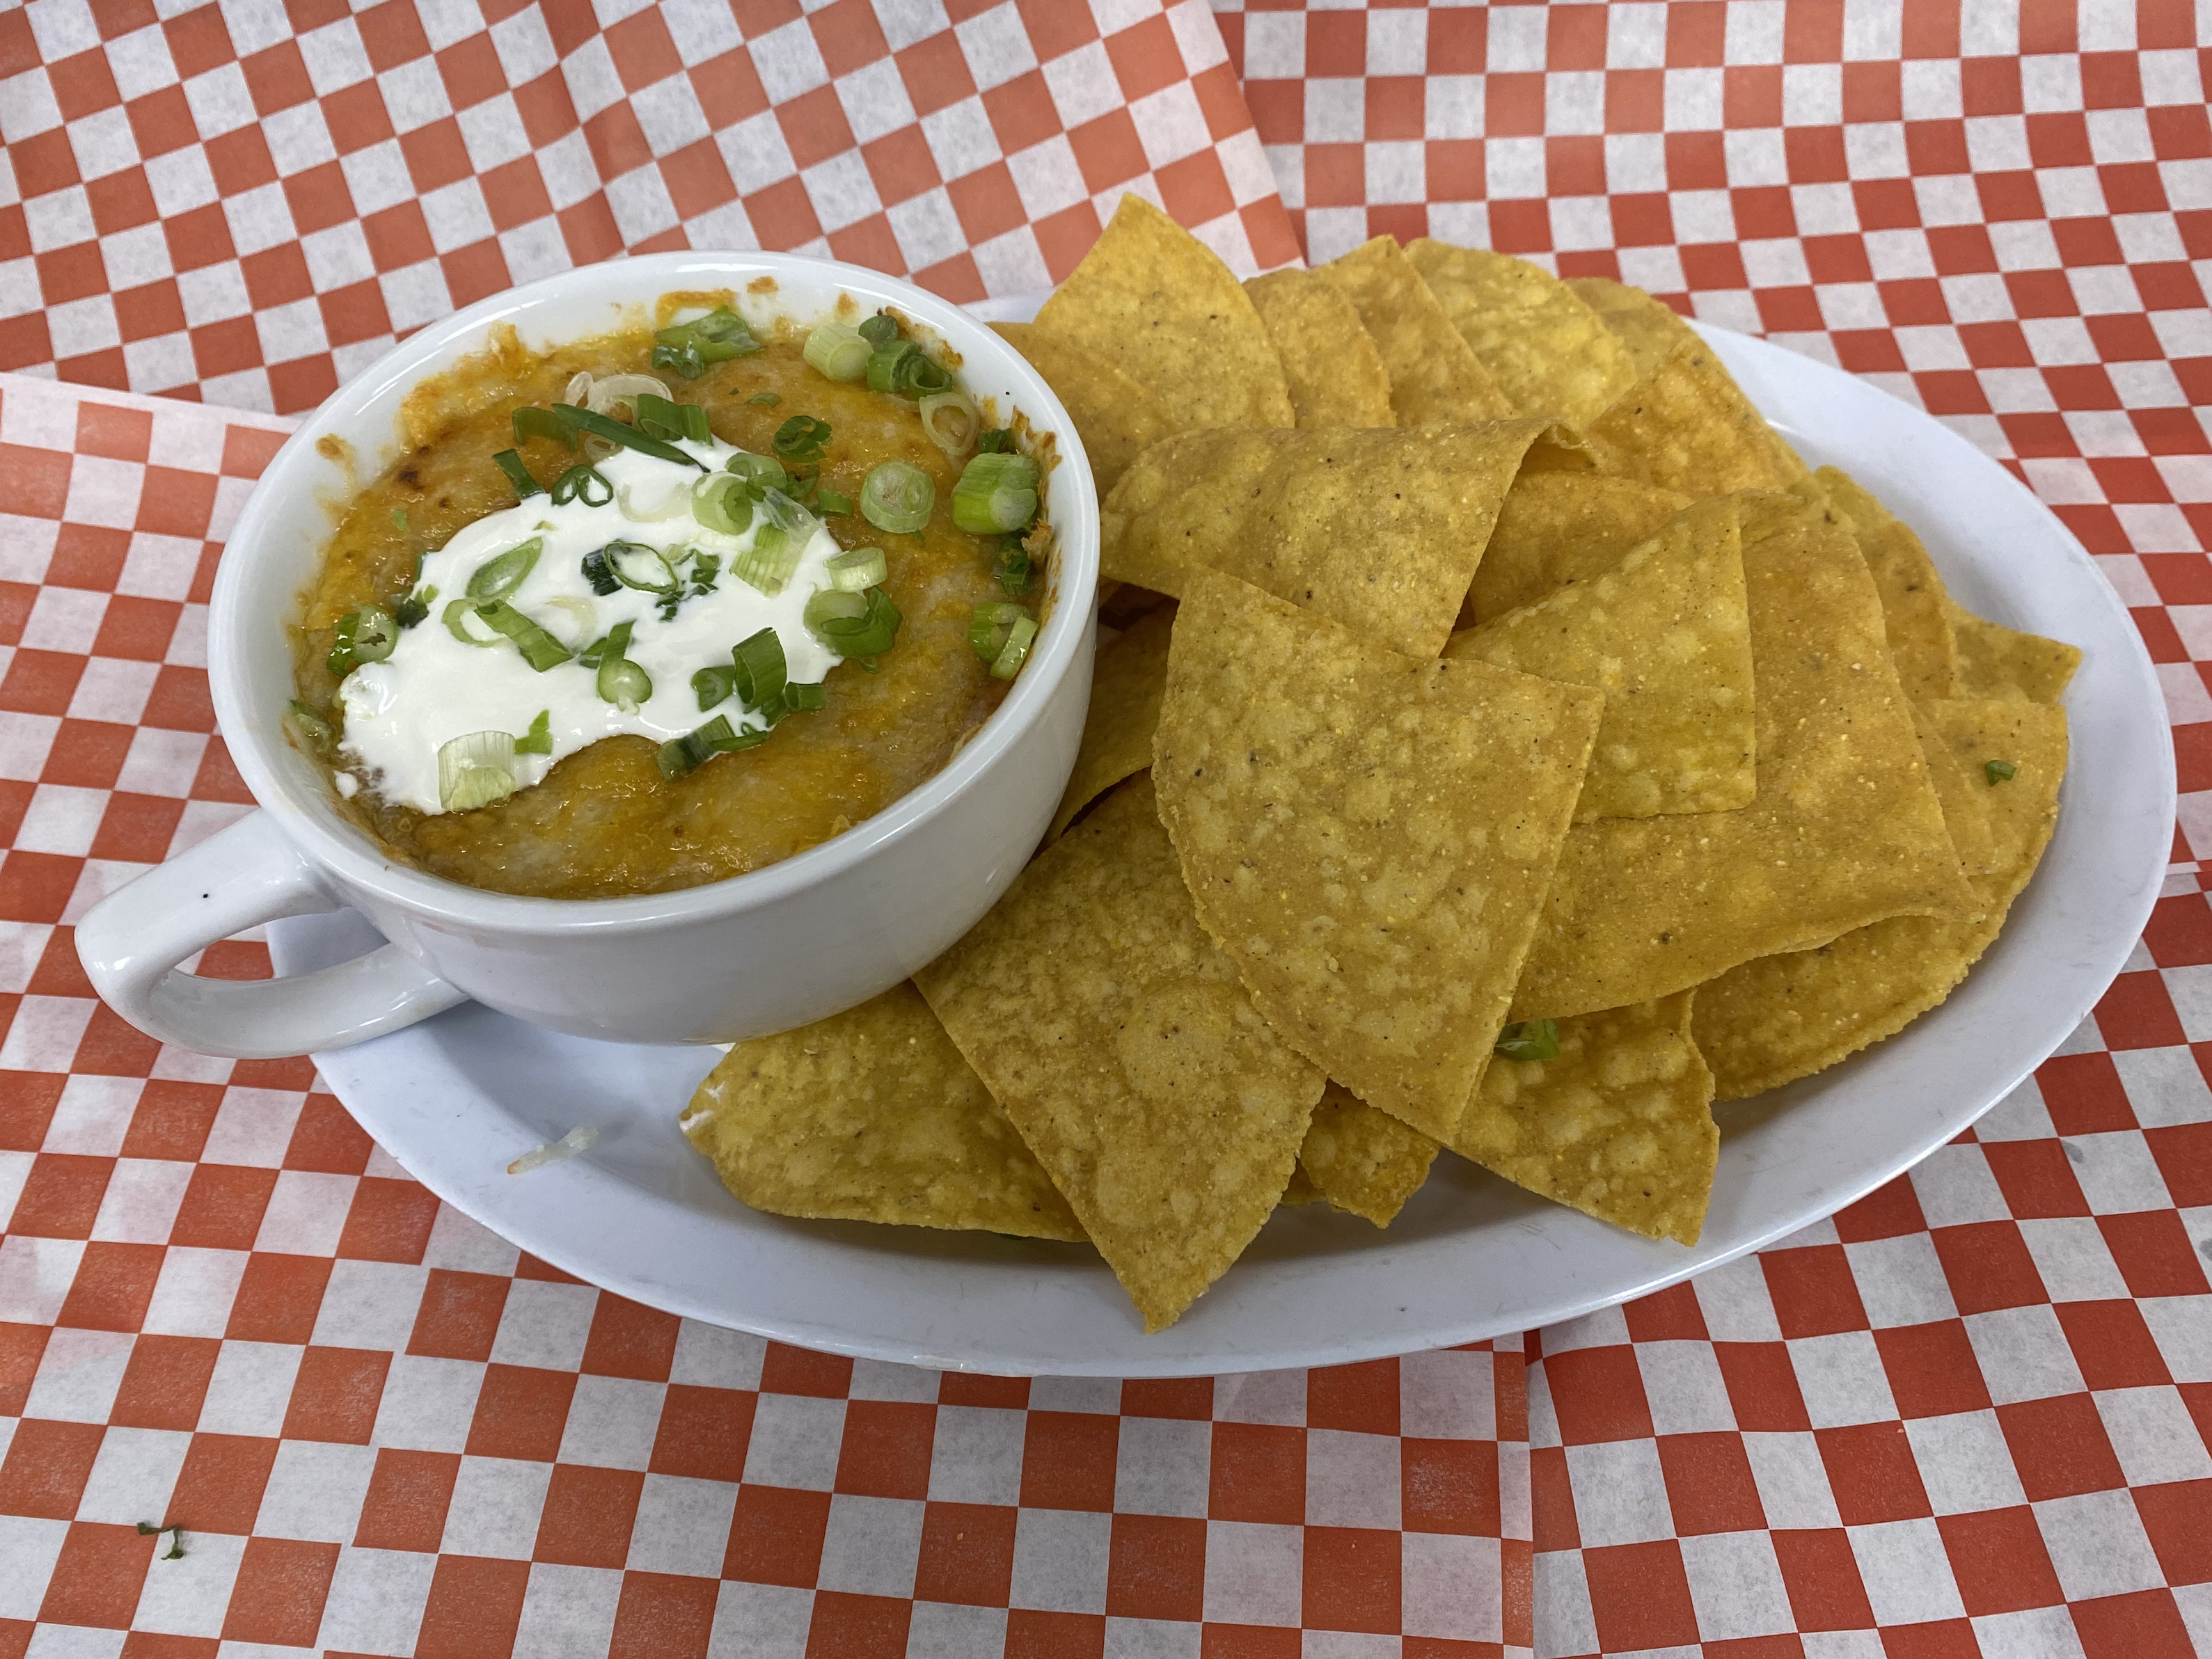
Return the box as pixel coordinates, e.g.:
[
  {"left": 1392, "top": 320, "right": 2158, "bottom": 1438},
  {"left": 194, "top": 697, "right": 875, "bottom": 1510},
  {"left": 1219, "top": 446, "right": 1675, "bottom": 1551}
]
[{"left": 2, "top": 2, "right": 2209, "bottom": 1656}]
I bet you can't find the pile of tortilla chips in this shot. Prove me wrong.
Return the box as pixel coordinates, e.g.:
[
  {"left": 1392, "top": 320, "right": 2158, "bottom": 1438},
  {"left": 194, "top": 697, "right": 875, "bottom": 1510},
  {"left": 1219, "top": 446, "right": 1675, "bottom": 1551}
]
[{"left": 683, "top": 196, "right": 2081, "bottom": 1332}]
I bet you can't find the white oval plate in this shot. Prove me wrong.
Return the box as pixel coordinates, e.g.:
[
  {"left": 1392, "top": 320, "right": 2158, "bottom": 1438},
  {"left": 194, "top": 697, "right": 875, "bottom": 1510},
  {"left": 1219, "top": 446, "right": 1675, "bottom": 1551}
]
[{"left": 274, "top": 307, "right": 2173, "bottom": 1378}]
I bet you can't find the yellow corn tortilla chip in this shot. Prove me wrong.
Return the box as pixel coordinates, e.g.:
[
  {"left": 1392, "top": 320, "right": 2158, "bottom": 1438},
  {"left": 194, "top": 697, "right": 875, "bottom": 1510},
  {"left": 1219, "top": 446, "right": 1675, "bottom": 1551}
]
[
  {"left": 1154, "top": 569, "right": 1604, "bottom": 1140},
  {"left": 1450, "top": 992, "right": 1717, "bottom": 1246},
  {"left": 915, "top": 775, "right": 1324, "bottom": 1331},
  {"left": 1239, "top": 422, "right": 1579, "bottom": 658},
  {"left": 992, "top": 322, "right": 1179, "bottom": 498},
  {"left": 1566, "top": 276, "right": 1702, "bottom": 383},
  {"left": 1034, "top": 194, "right": 1295, "bottom": 431},
  {"left": 1448, "top": 493, "right": 1757, "bottom": 821},
  {"left": 1406, "top": 241, "right": 1638, "bottom": 427},
  {"left": 1100, "top": 427, "right": 1302, "bottom": 595},
  {"left": 1297, "top": 1083, "right": 1439, "bottom": 1228},
  {"left": 1464, "top": 473, "right": 1693, "bottom": 626},
  {"left": 1911, "top": 700, "right": 1996, "bottom": 875},
  {"left": 1049, "top": 605, "right": 1174, "bottom": 840},
  {"left": 1314, "top": 237, "right": 1515, "bottom": 424},
  {"left": 1815, "top": 467, "right": 1962, "bottom": 700},
  {"left": 1105, "top": 422, "right": 1574, "bottom": 658},
  {"left": 683, "top": 983, "right": 1086, "bottom": 1241},
  {"left": 1245, "top": 269, "right": 1396, "bottom": 429},
  {"left": 1587, "top": 336, "right": 1808, "bottom": 498},
  {"left": 1696, "top": 699, "right": 2067, "bottom": 1100},
  {"left": 1281, "top": 1163, "right": 1324, "bottom": 1205},
  {"left": 1951, "top": 608, "right": 2082, "bottom": 704},
  {"left": 1511, "top": 493, "right": 1974, "bottom": 1019}
]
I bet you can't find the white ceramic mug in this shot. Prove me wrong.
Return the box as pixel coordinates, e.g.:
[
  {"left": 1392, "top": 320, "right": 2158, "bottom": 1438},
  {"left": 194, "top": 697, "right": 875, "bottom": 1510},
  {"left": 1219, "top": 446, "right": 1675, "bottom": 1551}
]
[{"left": 77, "top": 254, "right": 1098, "bottom": 1060}]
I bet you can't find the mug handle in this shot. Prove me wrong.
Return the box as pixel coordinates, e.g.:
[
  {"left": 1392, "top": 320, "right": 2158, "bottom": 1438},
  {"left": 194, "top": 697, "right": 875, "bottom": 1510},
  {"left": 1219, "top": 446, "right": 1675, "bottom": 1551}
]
[{"left": 75, "top": 809, "right": 467, "bottom": 1061}]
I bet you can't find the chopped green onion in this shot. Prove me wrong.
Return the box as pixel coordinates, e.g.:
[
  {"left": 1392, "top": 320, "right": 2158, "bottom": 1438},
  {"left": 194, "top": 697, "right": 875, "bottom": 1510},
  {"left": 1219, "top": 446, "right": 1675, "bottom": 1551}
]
[
  {"left": 285, "top": 699, "right": 335, "bottom": 753},
  {"left": 729, "top": 627, "right": 787, "bottom": 710},
  {"left": 656, "top": 713, "right": 769, "bottom": 779},
  {"left": 392, "top": 507, "right": 409, "bottom": 532},
  {"left": 975, "top": 427, "right": 1016, "bottom": 454},
  {"left": 492, "top": 449, "right": 543, "bottom": 499},
  {"left": 692, "top": 663, "right": 737, "bottom": 711},
  {"left": 475, "top": 601, "right": 574, "bottom": 671},
  {"left": 758, "top": 486, "right": 807, "bottom": 532},
  {"left": 860, "top": 461, "right": 934, "bottom": 534},
  {"left": 919, "top": 389, "right": 979, "bottom": 457},
  {"left": 578, "top": 619, "right": 633, "bottom": 669},
  {"left": 748, "top": 391, "right": 781, "bottom": 406},
  {"left": 651, "top": 307, "right": 759, "bottom": 379},
  {"left": 443, "top": 599, "right": 502, "bottom": 647},
  {"left": 691, "top": 553, "right": 721, "bottom": 594},
  {"left": 690, "top": 473, "right": 754, "bottom": 536},
  {"left": 784, "top": 681, "right": 826, "bottom": 712},
  {"left": 598, "top": 653, "right": 651, "bottom": 711},
  {"left": 512, "top": 406, "right": 575, "bottom": 447},
  {"left": 725, "top": 452, "right": 788, "bottom": 490},
  {"left": 547, "top": 404, "right": 706, "bottom": 470},
  {"left": 635, "top": 393, "right": 711, "bottom": 444},
  {"left": 967, "top": 601, "right": 1037, "bottom": 679},
  {"left": 992, "top": 541, "right": 1034, "bottom": 597},
  {"left": 394, "top": 584, "right": 436, "bottom": 628},
  {"left": 865, "top": 339, "right": 951, "bottom": 398},
  {"left": 773, "top": 415, "right": 832, "bottom": 463},
  {"left": 603, "top": 541, "right": 678, "bottom": 595},
  {"left": 816, "top": 488, "right": 853, "bottom": 516},
  {"left": 579, "top": 547, "right": 620, "bottom": 596},
  {"left": 466, "top": 538, "right": 542, "bottom": 603},
  {"left": 551, "top": 463, "right": 613, "bottom": 507},
  {"left": 327, "top": 605, "right": 397, "bottom": 677},
  {"left": 804, "top": 322, "right": 873, "bottom": 382},
  {"left": 1985, "top": 759, "right": 2017, "bottom": 785},
  {"left": 514, "top": 710, "right": 553, "bottom": 755},
  {"left": 439, "top": 729, "right": 518, "bottom": 811},
  {"left": 1495, "top": 1019, "right": 1559, "bottom": 1061},
  {"left": 734, "top": 525, "right": 800, "bottom": 596},
  {"left": 858, "top": 313, "right": 900, "bottom": 349},
  {"left": 951, "top": 451, "right": 1039, "bottom": 534},
  {"left": 825, "top": 546, "right": 887, "bottom": 591},
  {"left": 805, "top": 586, "right": 902, "bottom": 660}
]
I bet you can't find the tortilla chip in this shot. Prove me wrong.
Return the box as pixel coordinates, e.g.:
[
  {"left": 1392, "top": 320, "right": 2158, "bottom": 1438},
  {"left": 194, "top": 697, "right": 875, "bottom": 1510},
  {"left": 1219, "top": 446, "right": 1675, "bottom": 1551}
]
[
  {"left": 1105, "top": 422, "right": 1569, "bottom": 658},
  {"left": 1449, "top": 493, "right": 1757, "bottom": 821},
  {"left": 1406, "top": 241, "right": 1638, "bottom": 426},
  {"left": 683, "top": 983, "right": 1086, "bottom": 1241},
  {"left": 915, "top": 775, "right": 1324, "bottom": 1331},
  {"left": 1034, "top": 194, "right": 1295, "bottom": 431},
  {"left": 1587, "top": 336, "right": 1809, "bottom": 498},
  {"left": 1696, "top": 700, "right": 2067, "bottom": 1100},
  {"left": 1245, "top": 269, "right": 1396, "bottom": 429},
  {"left": 1154, "top": 569, "right": 1604, "bottom": 1139},
  {"left": 1450, "top": 992, "right": 1717, "bottom": 1246},
  {"left": 1815, "top": 467, "right": 1962, "bottom": 700},
  {"left": 1911, "top": 700, "right": 1996, "bottom": 875},
  {"left": 992, "top": 322, "right": 1180, "bottom": 497},
  {"left": 1241, "top": 421, "right": 1576, "bottom": 658},
  {"left": 1566, "top": 276, "right": 1703, "bottom": 382},
  {"left": 1281, "top": 1163, "right": 1324, "bottom": 1205},
  {"left": 1464, "top": 473, "right": 1693, "bottom": 626},
  {"left": 1049, "top": 606, "right": 1174, "bottom": 839},
  {"left": 1297, "top": 1083, "right": 1439, "bottom": 1227},
  {"left": 1952, "top": 608, "right": 2082, "bottom": 704},
  {"left": 1511, "top": 493, "right": 1975, "bottom": 1019},
  {"left": 1314, "top": 237, "right": 1515, "bottom": 424},
  {"left": 1100, "top": 428, "right": 1302, "bottom": 595},
  {"left": 1099, "top": 581, "right": 1173, "bottom": 630}
]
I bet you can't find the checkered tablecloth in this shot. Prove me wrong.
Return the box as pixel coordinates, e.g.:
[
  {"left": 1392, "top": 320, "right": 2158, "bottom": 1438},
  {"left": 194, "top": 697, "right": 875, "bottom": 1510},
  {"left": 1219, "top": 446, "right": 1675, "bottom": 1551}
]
[{"left": 1, "top": 2, "right": 2207, "bottom": 1655}]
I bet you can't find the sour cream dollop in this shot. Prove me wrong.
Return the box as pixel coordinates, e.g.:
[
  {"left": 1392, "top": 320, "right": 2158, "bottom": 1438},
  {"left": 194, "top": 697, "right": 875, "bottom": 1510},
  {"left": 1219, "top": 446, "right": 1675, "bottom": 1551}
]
[{"left": 338, "top": 438, "right": 846, "bottom": 814}]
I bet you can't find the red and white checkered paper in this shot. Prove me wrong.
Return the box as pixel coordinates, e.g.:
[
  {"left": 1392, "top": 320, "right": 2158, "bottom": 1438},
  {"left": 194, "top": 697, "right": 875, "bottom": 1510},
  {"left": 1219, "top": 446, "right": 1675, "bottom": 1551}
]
[{"left": 4, "top": 0, "right": 2212, "bottom": 1654}]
